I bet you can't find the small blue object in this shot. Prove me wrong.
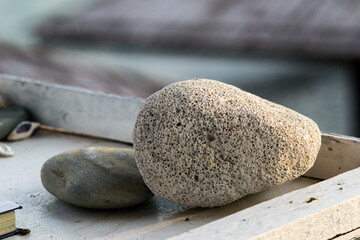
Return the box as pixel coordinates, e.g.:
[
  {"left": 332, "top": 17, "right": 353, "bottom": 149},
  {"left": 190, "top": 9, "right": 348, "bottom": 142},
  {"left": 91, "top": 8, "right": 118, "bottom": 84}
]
[
  {"left": 15, "top": 122, "right": 32, "bottom": 134},
  {"left": 7, "top": 121, "right": 40, "bottom": 141}
]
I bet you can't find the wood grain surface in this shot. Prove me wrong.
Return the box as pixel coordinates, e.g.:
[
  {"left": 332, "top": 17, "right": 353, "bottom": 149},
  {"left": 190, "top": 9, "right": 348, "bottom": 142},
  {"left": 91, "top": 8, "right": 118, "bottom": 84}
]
[
  {"left": 0, "top": 44, "right": 162, "bottom": 98},
  {"left": 37, "top": 0, "right": 360, "bottom": 58}
]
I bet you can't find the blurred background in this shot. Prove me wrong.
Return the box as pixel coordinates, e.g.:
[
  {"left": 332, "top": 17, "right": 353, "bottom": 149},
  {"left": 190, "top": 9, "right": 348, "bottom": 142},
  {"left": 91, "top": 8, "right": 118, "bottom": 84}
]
[{"left": 0, "top": 0, "right": 358, "bottom": 136}]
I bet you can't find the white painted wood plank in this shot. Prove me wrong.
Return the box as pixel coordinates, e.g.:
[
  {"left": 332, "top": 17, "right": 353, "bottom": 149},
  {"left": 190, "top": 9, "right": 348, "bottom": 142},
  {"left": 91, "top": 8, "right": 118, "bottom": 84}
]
[
  {"left": 169, "top": 167, "right": 360, "bottom": 240},
  {"left": 0, "top": 74, "right": 144, "bottom": 143},
  {"left": 305, "top": 132, "right": 360, "bottom": 179}
]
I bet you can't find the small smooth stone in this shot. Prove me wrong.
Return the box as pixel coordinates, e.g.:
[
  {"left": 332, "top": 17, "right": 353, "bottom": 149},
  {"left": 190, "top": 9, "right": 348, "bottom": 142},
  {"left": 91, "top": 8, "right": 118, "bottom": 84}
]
[
  {"left": 41, "top": 147, "right": 153, "bottom": 209},
  {"left": 0, "top": 107, "right": 29, "bottom": 140},
  {"left": 7, "top": 121, "right": 40, "bottom": 141},
  {"left": 0, "top": 143, "right": 14, "bottom": 157},
  {"left": 133, "top": 79, "right": 321, "bottom": 208}
]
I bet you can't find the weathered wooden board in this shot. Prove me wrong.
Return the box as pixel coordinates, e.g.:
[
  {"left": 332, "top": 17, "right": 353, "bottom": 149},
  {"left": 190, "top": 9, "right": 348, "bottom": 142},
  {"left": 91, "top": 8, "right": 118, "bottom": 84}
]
[
  {"left": 170, "top": 167, "right": 360, "bottom": 240},
  {"left": 0, "top": 74, "right": 144, "bottom": 143},
  {"left": 37, "top": 0, "right": 360, "bottom": 58},
  {"left": 305, "top": 132, "right": 360, "bottom": 179}
]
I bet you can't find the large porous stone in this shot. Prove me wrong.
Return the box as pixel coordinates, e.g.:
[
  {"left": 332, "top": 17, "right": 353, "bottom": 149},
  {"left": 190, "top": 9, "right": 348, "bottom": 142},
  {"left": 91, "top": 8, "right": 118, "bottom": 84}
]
[
  {"left": 0, "top": 106, "right": 29, "bottom": 140},
  {"left": 133, "top": 79, "right": 321, "bottom": 208},
  {"left": 41, "top": 147, "right": 153, "bottom": 209}
]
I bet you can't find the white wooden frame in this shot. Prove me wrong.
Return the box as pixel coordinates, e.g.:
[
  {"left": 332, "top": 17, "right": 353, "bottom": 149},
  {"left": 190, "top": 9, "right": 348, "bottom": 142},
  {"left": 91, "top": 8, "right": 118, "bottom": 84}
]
[
  {"left": 0, "top": 74, "right": 359, "bottom": 239},
  {"left": 0, "top": 74, "right": 143, "bottom": 144},
  {"left": 171, "top": 167, "right": 360, "bottom": 240}
]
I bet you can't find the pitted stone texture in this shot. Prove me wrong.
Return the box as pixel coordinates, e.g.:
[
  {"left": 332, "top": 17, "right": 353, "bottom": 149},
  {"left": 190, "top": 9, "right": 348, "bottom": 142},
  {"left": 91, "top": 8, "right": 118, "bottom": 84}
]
[{"left": 133, "top": 79, "right": 321, "bottom": 208}]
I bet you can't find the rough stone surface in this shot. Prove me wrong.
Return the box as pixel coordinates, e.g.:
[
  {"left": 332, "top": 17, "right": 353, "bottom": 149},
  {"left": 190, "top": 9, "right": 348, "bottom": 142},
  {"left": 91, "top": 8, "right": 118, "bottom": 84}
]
[
  {"left": 0, "top": 106, "right": 29, "bottom": 140},
  {"left": 41, "top": 147, "right": 153, "bottom": 209},
  {"left": 133, "top": 79, "right": 321, "bottom": 208}
]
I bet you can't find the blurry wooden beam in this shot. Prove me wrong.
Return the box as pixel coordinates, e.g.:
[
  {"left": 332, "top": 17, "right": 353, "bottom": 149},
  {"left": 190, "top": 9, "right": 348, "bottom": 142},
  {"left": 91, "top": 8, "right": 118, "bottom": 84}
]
[
  {"left": 0, "top": 44, "right": 163, "bottom": 98},
  {"left": 37, "top": 0, "right": 360, "bottom": 59}
]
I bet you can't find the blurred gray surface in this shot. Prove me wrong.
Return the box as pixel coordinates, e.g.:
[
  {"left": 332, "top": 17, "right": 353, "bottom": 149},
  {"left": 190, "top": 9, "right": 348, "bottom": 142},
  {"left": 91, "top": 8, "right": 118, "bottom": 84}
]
[{"left": 0, "top": 0, "right": 87, "bottom": 47}]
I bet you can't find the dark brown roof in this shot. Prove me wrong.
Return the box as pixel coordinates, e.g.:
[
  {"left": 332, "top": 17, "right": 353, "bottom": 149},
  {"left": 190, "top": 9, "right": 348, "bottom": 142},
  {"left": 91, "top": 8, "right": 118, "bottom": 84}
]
[{"left": 37, "top": 0, "right": 360, "bottom": 58}]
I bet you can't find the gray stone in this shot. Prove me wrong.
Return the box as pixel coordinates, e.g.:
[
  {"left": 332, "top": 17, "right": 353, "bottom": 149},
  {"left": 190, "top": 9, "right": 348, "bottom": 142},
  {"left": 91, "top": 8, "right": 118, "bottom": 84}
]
[
  {"left": 0, "top": 106, "right": 29, "bottom": 140},
  {"left": 133, "top": 79, "right": 321, "bottom": 208},
  {"left": 41, "top": 147, "right": 153, "bottom": 209}
]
